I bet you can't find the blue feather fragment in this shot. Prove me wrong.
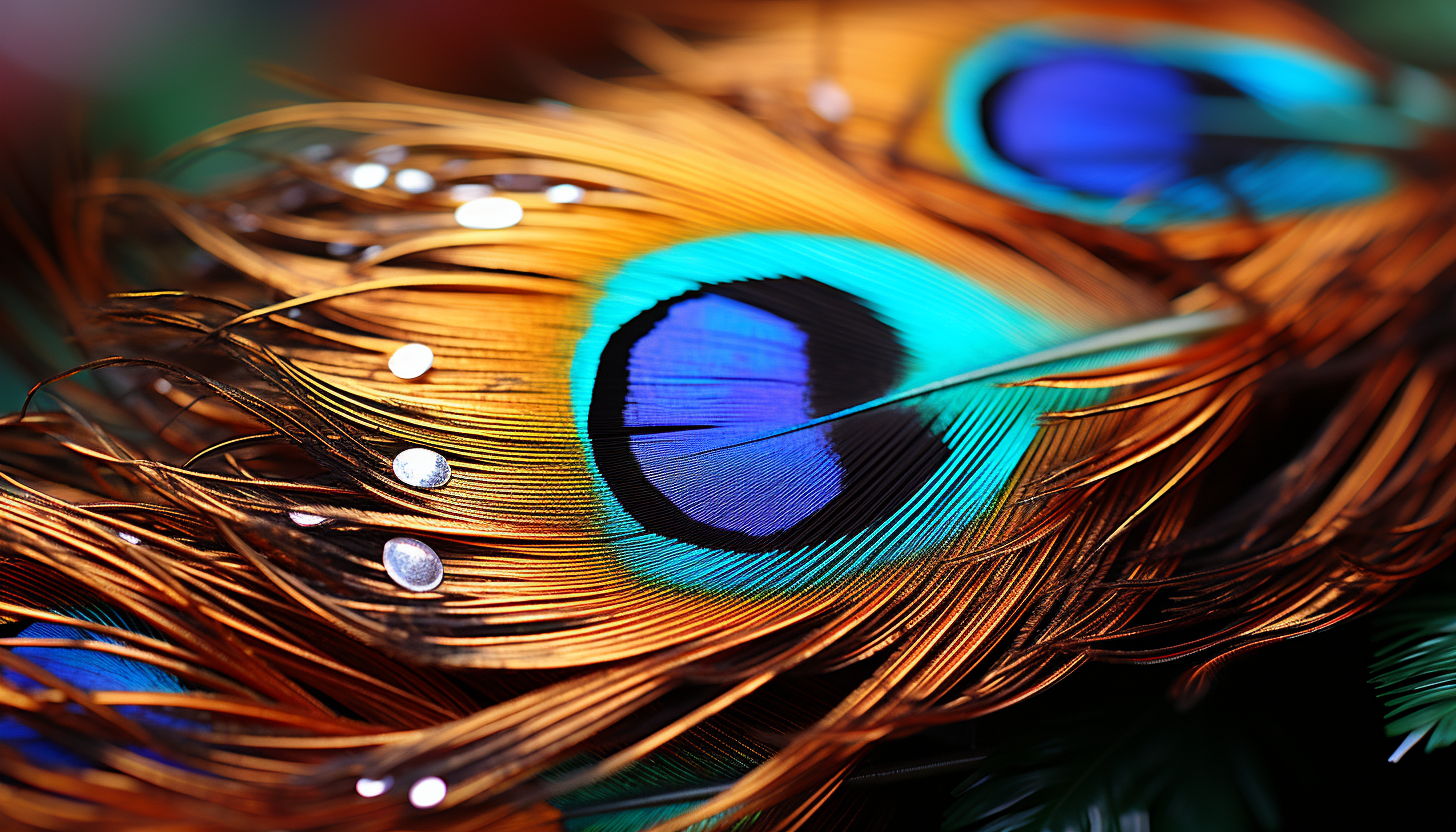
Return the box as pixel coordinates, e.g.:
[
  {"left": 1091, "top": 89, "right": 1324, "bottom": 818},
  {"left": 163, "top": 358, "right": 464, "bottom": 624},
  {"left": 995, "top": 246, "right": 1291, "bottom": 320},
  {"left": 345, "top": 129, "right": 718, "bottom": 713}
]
[
  {"left": 1, "top": 612, "right": 189, "bottom": 769},
  {"left": 624, "top": 293, "right": 841, "bottom": 536}
]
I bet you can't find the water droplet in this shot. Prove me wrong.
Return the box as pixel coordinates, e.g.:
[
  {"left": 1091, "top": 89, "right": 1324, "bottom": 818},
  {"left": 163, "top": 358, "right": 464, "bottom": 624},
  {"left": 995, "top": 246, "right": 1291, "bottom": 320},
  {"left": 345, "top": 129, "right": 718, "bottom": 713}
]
[
  {"left": 153, "top": 378, "right": 172, "bottom": 394},
  {"left": 808, "top": 78, "right": 853, "bottom": 123},
  {"left": 392, "top": 448, "right": 450, "bottom": 488},
  {"left": 355, "top": 776, "right": 393, "bottom": 798},
  {"left": 408, "top": 775, "right": 448, "bottom": 809},
  {"left": 118, "top": 532, "right": 141, "bottom": 545},
  {"left": 545, "top": 183, "right": 585, "bottom": 204},
  {"left": 388, "top": 343, "right": 434, "bottom": 380},
  {"left": 383, "top": 538, "right": 444, "bottom": 592},
  {"left": 326, "top": 241, "right": 356, "bottom": 257},
  {"left": 395, "top": 168, "right": 435, "bottom": 194},
  {"left": 289, "top": 511, "right": 327, "bottom": 527},
  {"left": 448, "top": 183, "right": 494, "bottom": 203},
  {"left": 287, "top": 308, "right": 302, "bottom": 319},
  {"left": 346, "top": 163, "right": 390, "bottom": 190},
  {"left": 454, "top": 197, "right": 523, "bottom": 230},
  {"left": 361, "top": 244, "right": 384, "bottom": 260},
  {"left": 370, "top": 144, "right": 408, "bottom": 165}
]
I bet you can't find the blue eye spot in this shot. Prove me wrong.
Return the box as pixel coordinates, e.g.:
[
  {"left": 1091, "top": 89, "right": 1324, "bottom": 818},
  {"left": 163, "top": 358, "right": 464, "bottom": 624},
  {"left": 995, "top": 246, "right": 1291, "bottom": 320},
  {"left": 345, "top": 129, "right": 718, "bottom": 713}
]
[
  {"left": 623, "top": 294, "right": 841, "bottom": 535},
  {"left": 589, "top": 277, "right": 948, "bottom": 552},
  {"left": 985, "top": 55, "right": 1195, "bottom": 198}
]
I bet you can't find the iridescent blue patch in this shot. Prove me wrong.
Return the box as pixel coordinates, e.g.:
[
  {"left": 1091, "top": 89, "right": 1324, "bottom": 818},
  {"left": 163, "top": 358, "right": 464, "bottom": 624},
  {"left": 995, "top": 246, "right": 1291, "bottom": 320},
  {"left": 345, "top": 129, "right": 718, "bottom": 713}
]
[
  {"left": 623, "top": 293, "right": 841, "bottom": 536},
  {"left": 987, "top": 54, "right": 1195, "bottom": 198},
  {"left": 591, "top": 274, "right": 943, "bottom": 553},
  {"left": 0, "top": 619, "right": 189, "bottom": 769}
]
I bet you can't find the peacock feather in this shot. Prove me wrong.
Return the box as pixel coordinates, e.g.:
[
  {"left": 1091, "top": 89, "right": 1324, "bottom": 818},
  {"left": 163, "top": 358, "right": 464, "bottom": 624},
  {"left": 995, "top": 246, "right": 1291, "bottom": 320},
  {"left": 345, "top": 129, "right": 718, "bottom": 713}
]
[
  {"left": 625, "top": 0, "right": 1456, "bottom": 259},
  {"left": 0, "top": 1, "right": 1453, "bottom": 829}
]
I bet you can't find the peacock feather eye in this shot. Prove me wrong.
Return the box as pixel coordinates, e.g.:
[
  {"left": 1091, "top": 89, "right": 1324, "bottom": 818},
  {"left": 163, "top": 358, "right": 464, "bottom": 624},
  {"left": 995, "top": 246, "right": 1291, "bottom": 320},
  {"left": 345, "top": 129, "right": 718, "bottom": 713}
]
[
  {"left": 576, "top": 232, "right": 1182, "bottom": 593},
  {"left": 941, "top": 20, "right": 1455, "bottom": 230}
]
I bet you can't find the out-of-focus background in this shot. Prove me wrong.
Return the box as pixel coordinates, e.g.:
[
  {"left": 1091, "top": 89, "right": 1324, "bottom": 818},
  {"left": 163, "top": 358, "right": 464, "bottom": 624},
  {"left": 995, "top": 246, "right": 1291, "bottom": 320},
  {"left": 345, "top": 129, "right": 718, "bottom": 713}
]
[
  {"left": 1, "top": 2, "right": 1454, "bottom": 830},
  {"left": 4, "top": 0, "right": 1454, "bottom": 163},
  {"left": 0, "top": 0, "right": 619, "bottom": 165}
]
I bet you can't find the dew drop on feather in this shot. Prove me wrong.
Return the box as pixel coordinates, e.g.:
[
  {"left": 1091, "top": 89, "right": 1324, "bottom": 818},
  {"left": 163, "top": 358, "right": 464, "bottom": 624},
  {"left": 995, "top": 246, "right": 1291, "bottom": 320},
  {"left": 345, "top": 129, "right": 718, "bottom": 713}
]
[
  {"left": 448, "top": 183, "right": 493, "bottom": 202},
  {"left": 392, "top": 448, "right": 450, "bottom": 488},
  {"left": 454, "top": 197, "right": 524, "bottom": 229},
  {"left": 383, "top": 537, "right": 444, "bottom": 592},
  {"left": 808, "top": 78, "right": 853, "bottom": 123},
  {"left": 545, "top": 183, "right": 585, "bottom": 203},
  {"left": 408, "top": 775, "right": 448, "bottom": 808},
  {"left": 394, "top": 168, "right": 435, "bottom": 194},
  {"left": 388, "top": 343, "right": 434, "bottom": 379},
  {"left": 345, "top": 163, "right": 390, "bottom": 190},
  {"left": 355, "top": 776, "right": 393, "bottom": 798}
]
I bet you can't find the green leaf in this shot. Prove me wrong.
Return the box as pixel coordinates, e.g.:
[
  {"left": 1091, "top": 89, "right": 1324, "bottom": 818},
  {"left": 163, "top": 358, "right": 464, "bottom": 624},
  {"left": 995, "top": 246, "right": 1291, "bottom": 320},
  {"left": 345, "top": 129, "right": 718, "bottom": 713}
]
[
  {"left": 943, "top": 703, "right": 1277, "bottom": 832},
  {"left": 1371, "top": 587, "right": 1456, "bottom": 759}
]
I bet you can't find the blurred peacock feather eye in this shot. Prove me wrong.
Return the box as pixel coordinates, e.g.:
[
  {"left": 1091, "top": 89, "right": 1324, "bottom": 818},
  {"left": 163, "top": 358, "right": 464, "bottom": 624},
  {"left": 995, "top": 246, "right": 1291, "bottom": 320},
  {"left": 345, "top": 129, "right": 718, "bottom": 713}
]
[
  {"left": 631, "top": 0, "right": 1456, "bottom": 257},
  {"left": 942, "top": 19, "right": 1454, "bottom": 230}
]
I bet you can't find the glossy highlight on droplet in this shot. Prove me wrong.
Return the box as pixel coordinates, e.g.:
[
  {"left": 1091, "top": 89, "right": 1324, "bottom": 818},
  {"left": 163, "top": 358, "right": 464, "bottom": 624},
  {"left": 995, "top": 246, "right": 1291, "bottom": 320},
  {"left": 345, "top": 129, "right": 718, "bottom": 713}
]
[
  {"left": 408, "top": 775, "right": 448, "bottom": 809},
  {"left": 382, "top": 537, "right": 444, "bottom": 592},
  {"left": 289, "top": 511, "right": 327, "bottom": 527},
  {"left": 355, "top": 776, "right": 393, "bottom": 798},
  {"left": 454, "top": 196, "right": 524, "bottom": 229},
  {"left": 392, "top": 448, "right": 451, "bottom": 488},
  {"left": 388, "top": 343, "right": 434, "bottom": 380}
]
